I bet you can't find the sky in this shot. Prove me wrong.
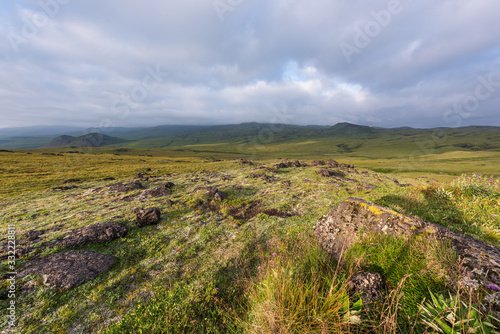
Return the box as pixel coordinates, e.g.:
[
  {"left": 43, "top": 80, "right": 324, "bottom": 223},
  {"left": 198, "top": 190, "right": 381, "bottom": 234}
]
[{"left": 1, "top": 0, "right": 499, "bottom": 129}]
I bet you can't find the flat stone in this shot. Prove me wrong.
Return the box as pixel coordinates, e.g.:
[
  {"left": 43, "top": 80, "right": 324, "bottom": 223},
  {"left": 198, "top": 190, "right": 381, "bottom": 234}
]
[
  {"left": 55, "top": 221, "right": 128, "bottom": 248},
  {"left": 17, "top": 250, "right": 115, "bottom": 291}
]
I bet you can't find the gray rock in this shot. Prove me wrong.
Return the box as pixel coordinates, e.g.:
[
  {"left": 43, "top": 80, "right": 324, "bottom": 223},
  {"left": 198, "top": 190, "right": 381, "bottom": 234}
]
[
  {"left": 314, "top": 197, "right": 500, "bottom": 287},
  {"left": 55, "top": 221, "right": 128, "bottom": 248},
  {"left": 17, "top": 250, "right": 115, "bottom": 290},
  {"left": 134, "top": 207, "right": 161, "bottom": 227},
  {"left": 138, "top": 185, "right": 172, "bottom": 199}
]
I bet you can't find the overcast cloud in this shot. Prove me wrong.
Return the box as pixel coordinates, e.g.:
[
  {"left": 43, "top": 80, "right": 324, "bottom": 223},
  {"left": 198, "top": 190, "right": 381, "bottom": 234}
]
[{"left": 1, "top": 0, "right": 499, "bottom": 129}]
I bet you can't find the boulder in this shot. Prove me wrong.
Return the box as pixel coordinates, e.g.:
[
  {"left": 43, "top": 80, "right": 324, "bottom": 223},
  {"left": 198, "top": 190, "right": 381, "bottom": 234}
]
[
  {"left": 55, "top": 221, "right": 128, "bottom": 248},
  {"left": 164, "top": 182, "right": 175, "bottom": 189},
  {"left": 348, "top": 272, "right": 384, "bottom": 304},
  {"left": 206, "top": 186, "right": 227, "bottom": 201},
  {"left": 134, "top": 208, "right": 161, "bottom": 227},
  {"left": 314, "top": 198, "right": 500, "bottom": 286},
  {"left": 17, "top": 250, "right": 115, "bottom": 290}
]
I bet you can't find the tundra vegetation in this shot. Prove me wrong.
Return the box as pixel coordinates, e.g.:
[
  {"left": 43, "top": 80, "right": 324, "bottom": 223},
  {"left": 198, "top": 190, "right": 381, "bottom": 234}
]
[{"left": 0, "top": 138, "right": 499, "bottom": 333}]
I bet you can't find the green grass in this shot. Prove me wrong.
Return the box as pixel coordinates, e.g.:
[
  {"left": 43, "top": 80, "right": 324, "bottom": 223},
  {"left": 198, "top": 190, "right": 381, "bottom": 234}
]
[{"left": 1, "top": 145, "right": 499, "bottom": 333}]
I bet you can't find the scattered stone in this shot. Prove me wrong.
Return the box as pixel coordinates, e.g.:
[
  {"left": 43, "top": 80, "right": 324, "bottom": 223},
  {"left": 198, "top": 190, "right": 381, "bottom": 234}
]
[
  {"left": 134, "top": 208, "right": 161, "bottom": 227},
  {"left": 206, "top": 186, "right": 227, "bottom": 201},
  {"left": 249, "top": 173, "right": 278, "bottom": 183},
  {"left": 26, "top": 230, "right": 44, "bottom": 241},
  {"left": 52, "top": 185, "right": 78, "bottom": 191},
  {"left": 138, "top": 185, "right": 172, "bottom": 199},
  {"left": 274, "top": 160, "right": 303, "bottom": 168},
  {"left": 17, "top": 250, "right": 116, "bottom": 291},
  {"left": 136, "top": 172, "right": 146, "bottom": 178},
  {"left": 62, "top": 179, "right": 80, "bottom": 184},
  {"left": 282, "top": 180, "right": 292, "bottom": 187},
  {"left": 164, "top": 182, "right": 175, "bottom": 189},
  {"left": 326, "top": 159, "right": 340, "bottom": 168},
  {"left": 108, "top": 182, "right": 143, "bottom": 193},
  {"left": 237, "top": 159, "right": 254, "bottom": 165},
  {"left": 317, "top": 168, "right": 345, "bottom": 178},
  {"left": 348, "top": 272, "right": 385, "bottom": 304},
  {"left": 311, "top": 160, "right": 326, "bottom": 166},
  {"left": 145, "top": 167, "right": 152, "bottom": 172},
  {"left": 54, "top": 222, "right": 128, "bottom": 248},
  {"left": 314, "top": 197, "right": 500, "bottom": 286}
]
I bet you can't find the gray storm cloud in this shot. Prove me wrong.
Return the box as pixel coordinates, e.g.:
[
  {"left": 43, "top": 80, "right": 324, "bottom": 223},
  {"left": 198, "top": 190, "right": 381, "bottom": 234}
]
[{"left": 1, "top": 0, "right": 499, "bottom": 129}]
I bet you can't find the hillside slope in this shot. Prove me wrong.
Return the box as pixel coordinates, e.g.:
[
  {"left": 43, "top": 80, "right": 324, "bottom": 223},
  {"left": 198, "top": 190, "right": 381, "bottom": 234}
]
[{"left": 43, "top": 133, "right": 129, "bottom": 148}]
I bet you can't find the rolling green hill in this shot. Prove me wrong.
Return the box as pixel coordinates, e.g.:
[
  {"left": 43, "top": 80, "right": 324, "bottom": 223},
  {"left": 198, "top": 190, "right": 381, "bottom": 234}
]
[{"left": 43, "top": 133, "right": 130, "bottom": 148}]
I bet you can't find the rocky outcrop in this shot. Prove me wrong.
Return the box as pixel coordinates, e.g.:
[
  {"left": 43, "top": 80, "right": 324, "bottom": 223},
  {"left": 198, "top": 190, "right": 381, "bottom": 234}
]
[
  {"left": 314, "top": 197, "right": 500, "bottom": 286},
  {"left": 54, "top": 222, "right": 128, "bottom": 248},
  {"left": 17, "top": 250, "right": 115, "bottom": 290}
]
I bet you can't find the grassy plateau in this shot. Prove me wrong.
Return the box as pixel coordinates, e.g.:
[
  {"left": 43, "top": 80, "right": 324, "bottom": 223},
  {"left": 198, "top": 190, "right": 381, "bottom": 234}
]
[{"left": 1, "top": 127, "right": 499, "bottom": 333}]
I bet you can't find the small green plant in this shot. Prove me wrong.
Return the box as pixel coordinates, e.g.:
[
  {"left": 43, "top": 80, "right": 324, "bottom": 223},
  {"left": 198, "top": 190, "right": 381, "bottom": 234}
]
[
  {"left": 451, "top": 173, "right": 500, "bottom": 199},
  {"left": 241, "top": 236, "right": 359, "bottom": 333},
  {"left": 419, "top": 290, "right": 499, "bottom": 334}
]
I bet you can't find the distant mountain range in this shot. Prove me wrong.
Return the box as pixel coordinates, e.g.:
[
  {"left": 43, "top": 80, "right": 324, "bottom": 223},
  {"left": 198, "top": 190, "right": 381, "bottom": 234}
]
[
  {"left": 43, "top": 133, "right": 129, "bottom": 148},
  {"left": 0, "top": 123, "right": 499, "bottom": 154}
]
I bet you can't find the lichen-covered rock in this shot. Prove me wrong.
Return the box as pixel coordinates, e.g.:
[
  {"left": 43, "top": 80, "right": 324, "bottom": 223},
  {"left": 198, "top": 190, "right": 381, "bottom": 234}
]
[
  {"left": 348, "top": 272, "right": 385, "bottom": 304},
  {"left": 134, "top": 207, "right": 161, "bottom": 227},
  {"left": 17, "top": 250, "right": 115, "bottom": 290},
  {"left": 55, "top": 221, "right": 128, "bottom": 248},
  {"left": 314, "top": 197, "right": 500, "bottom": 286}
]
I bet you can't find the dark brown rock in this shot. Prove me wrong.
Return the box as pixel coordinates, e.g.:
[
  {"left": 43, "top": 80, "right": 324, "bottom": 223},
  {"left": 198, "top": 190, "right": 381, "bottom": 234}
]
[
  {"left": 134, "top": 208, "right": 161, "bottom": 227},
  {"left": 164, "top": 182, "right": 175, "bottom": 189},
  {"left": 206, "top": 186, "right": 227, "bottom": 201},
  {"left": 317, "top": 168, "right": 345, "bottom": 178},
  {"left": 54, "top": 221, "right": 128, "bottom": 248},
  {"left": 108, "top": 182, "right": 143, "bottom": 192},
  {"left": 326, "top": 159, "right": 340, "bottom": 168},
  {"left": 52, "top": 185, "right": 78, "bottom": 191},
  {"left": 17, "top": 250, "right": 115, "bottom": 290},
  {"left": 314, "top": 198, "right": 500, "bottom": 286},
  {"left": 274, "top": 160, "right": 303, "bottom": 168},
  {"left": 138, "top": 185, "right": 172, "bottom": 199},
  {"left": 26, "top": 230, "right": 44, "bottom": 241},
  {"left": 63, "top": 179, "right": 80, "bottom": 184},
  {"left": 237, "top": 159, "right": 254, "bottom": 165},
  {"left": 311, "top": 160, "right": 326, "bottom": 166},
  {"left": 348, "top": 272, "right": 384, "bottom": 304}
]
